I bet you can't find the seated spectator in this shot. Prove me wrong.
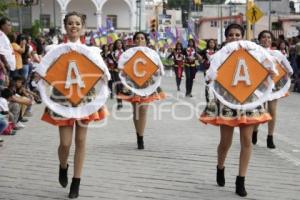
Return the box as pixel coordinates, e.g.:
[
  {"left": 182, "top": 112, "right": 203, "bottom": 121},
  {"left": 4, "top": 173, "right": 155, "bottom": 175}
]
[
  {"left": 28, "top": 72, "right": 41, "bottom": 104},
  {"left": 7, "top": 79, "right": 32, "bottom": 128},
  {"left": 0, "top": 117, "right": 8, "bottom": 135},
  {"left": 0, "top": 136, "right": 3, "bottom": 146},
  {"left": 0, "top": 88, "right": 16, "bottom": 135}
]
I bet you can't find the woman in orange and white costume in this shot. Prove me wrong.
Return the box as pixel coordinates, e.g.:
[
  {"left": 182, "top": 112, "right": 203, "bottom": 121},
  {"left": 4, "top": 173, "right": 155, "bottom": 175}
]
[
  {"left": 36, "top": 12, "right": 110, "bottom": 199},
  {"left": 252, "top": 30, "right": 293, "bottom": 148},
  {"left": 118, "top": 32, "right": 165, "bottom": 149},
  {"left": 200, "top": 24, "right": 277, "bottom": 197}
]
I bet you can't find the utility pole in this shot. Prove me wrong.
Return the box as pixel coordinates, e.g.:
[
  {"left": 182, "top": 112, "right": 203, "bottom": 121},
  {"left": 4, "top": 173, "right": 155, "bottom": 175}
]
[
  {"left": 268, "top": 0, "right": 272, "bottom": 31},
  {"left": 220, "top": 5, "right": 223, "bottom": 43},
  {"left": 139, "top": 2, "right": 142, "bottom": 31},
  {"left": 53, "top": 0, "right": 56, "bottom": 28},
  {"left": 246, "top": 0, "right": 253, "bottom": 40},
  {"left": 40, "top": 0, "right": 43, "bottom": 32}
]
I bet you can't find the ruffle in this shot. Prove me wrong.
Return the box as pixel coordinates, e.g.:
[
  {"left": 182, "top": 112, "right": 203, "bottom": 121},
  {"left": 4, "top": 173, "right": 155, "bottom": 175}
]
[
  {"left": 41, "top": 106, "right": 109, "bottom": 126},
  {"left": 199, "top": 112, "right": 271, "bottom": 127},
  {"left": 267, "top": 49, "right": 293, "bottom": 101}
]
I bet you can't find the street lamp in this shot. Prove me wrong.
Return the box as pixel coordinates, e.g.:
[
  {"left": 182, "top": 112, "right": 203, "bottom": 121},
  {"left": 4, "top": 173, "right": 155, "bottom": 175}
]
[
  {"left": 268, "top": 0, "right": 272, "bottom": 31},
  {"left": 162, "top": 0, "right": 167, "bottom": 15},
  {"left": 136, "top": 0, "right": 141, "bottom": 31}
]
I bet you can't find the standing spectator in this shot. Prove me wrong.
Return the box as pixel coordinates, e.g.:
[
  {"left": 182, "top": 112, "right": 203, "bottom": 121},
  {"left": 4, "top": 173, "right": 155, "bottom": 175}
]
[
  {"left": 288, "top": 37, "right": 298, "bottom": 80},
  {"left": 184, "top": 39, "right": 200, "bottom": 97},
  {"left": 295, "top": 35, "right": 300, "bottom": 78},
  {"left": 278, "top": 40, "right": 289, "bottom": 58},
  {"left": 0, "top": 17, "right": 15, "bottom": 87},
  {"left": 0, "top": 17, "right": 15, "bottom": 70},
  {"left": 9, "top": 33, "right": 26, "bottom": 78},
  {"left": 110, "top": 39, "right": 125, "bottom": 109},
  {"left": 168, "top": 42, "right": 185, "bottom": 91},
  {"left": 35, "top": 35, "right": 46, "bottom": 56},
  {"left": 200, "top": 39, "right": 217, "bottom": 103},
  {"left": 20, "top": 34, "right": 31, "bottom": 81}
]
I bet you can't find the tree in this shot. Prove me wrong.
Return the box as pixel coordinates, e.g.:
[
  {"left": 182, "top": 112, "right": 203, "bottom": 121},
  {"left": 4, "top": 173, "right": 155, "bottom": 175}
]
[{"left": 0, "top": 0, "right": 16, "bottom": 17}]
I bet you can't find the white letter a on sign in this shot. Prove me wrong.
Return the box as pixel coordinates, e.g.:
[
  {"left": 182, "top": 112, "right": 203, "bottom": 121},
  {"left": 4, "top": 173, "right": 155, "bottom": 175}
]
[
  {"left": 65, "top": 61, "right": 85, "bottom": 89},
  {"left": 232, "top": 58, "right": 251, "bottom": 86}
]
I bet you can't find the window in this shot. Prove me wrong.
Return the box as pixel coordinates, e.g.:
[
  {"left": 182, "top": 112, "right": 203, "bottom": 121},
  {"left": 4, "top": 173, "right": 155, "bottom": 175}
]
[
  {"left": 272, "top": 21, "right": 282, "bottom": 30},
  {"left": 210, "top": 20, "right": 217, "bottom": 27},
  {"left": 40, "top": 14, "right": 50, "bottom": 28},
  {"left": 223, "top": 21, "right": 228, "bottom": 27},
  {"left": 107, "top": 15, "right": 117, "bottom": 29}
]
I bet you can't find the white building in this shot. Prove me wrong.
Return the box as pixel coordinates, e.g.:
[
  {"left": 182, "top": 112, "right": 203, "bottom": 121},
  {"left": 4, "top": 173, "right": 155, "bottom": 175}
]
[
  {"left": 194, "top": 0, "right": 300, "bottom": 41},
  {"left": 9, "top": 0, "right": 168, "bottom": 33}
]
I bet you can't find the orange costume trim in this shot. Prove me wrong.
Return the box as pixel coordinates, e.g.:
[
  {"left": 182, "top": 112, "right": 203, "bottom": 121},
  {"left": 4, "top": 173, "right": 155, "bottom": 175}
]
[
  {"left": 41, "top": 107, "right": 109, "bottom": 126},
  {"left": 117, "top": 91, "right": 166, "bottom": 103},
  {"left": 199, "top": 112, "right": 271, "bottom": 127}
]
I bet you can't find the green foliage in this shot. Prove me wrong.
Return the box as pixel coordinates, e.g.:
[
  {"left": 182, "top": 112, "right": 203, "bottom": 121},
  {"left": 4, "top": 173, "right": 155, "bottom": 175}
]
[
  {"left": 0, "top": 0, "right": 16, "bottom": 17},
  {"left": 31, "top": 20, "right": 42, "bottom": 38}
]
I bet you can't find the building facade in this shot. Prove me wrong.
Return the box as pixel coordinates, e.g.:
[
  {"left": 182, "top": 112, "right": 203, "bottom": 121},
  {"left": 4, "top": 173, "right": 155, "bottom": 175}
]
[
  {"left": 9, "top": 0, "right": 153, "bottom": 33},
  {"left": 8, "top": 0, "right": 181, "bottom": 34},
  {"left": 194, "top": 0, "right": 300, "bottom": 42}
]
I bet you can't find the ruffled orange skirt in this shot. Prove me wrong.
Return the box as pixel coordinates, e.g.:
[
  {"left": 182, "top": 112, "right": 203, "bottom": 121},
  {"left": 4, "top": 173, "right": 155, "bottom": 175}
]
[
  {"left": 200, "top": 112, "right": 271, "bottom": 127},
  {"left": 41, "top": 106, "right": 109, "bottom": 126},
  {"left": 199, "top": 100, "right": 272, "bottom": 127}
]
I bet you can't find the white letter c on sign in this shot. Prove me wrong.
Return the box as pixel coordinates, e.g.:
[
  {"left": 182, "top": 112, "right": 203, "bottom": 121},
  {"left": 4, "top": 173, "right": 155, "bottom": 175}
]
[{"left": 133, "top": 58, "right": 147, "bottom": 78}]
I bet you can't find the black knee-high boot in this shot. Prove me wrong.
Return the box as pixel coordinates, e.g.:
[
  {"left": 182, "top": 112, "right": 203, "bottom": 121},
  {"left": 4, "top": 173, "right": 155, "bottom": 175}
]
[
  {"left": 235, "top": 176, "right": 247, "bottom": 197},
  {"left": 59, "top": 164, "right": 68, "bottom": 188},
  {"left": 136, "top": 133, "right": 144, "bottom": 149},
  {"left": 267, "top": 135, "right": 276, "bottom": 149},
  {"left": 252, "top": 131, "right": 258, "bottom": 145},
  {"left": 69, "top": 177, "right": 81, "bottom": 199},
  {"left": 216, "top": 166, "right": 225, "bottom": 186}
]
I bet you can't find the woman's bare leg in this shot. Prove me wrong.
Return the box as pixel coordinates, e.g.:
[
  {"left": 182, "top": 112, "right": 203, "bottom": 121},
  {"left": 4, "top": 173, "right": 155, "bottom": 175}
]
[
  {"left": 267, "top": 100, "right": 277, "bottom": 136},
  {"left": 239, "top": 125, "right": 254, "bottom": 176},
  {"left": 132, "top": 103, "right": 148, "bottom": 136},
  {"left": 217, "top": 125, "right": 234, "bottom": 168},
  {"left": 73, "top": 122, "right": 88, "bottom": 178},
  {"left": 58, "top": 126, "right": 73, "bottom": 168}
]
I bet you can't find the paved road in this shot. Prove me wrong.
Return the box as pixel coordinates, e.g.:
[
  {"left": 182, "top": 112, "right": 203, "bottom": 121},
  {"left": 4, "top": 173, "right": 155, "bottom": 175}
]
[{"left": 1, "top": 71, "right": 300, "bottom": 200}]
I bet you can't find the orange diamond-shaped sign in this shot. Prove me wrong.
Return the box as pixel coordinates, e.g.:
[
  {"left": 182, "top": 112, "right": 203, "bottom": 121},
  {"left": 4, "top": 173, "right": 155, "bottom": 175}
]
[
  {"left": 123, "top": 50, "right": 158, "bottom": 87},
  {"left": 216, "top": 48, "right": 269, "bottom": 104},
  {"left": 272, "top": 62, "right": 287, "bottom": 84},
  {"left": 44, "top": 51, "right": 103, "bottom": 106}
]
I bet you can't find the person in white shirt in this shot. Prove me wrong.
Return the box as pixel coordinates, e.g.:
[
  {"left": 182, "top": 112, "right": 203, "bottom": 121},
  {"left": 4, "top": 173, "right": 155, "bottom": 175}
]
[{"left": 0, "top": 17, "right": 15, "bottom": 72}]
